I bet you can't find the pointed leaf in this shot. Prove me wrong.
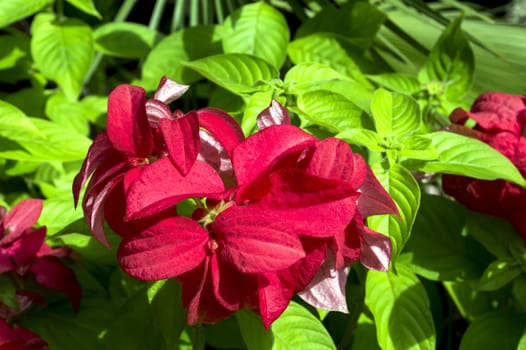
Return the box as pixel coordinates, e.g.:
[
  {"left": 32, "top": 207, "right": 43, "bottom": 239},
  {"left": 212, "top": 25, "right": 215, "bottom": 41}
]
[
  {"left": 271, "top": 301, "right": 336, "bottom": 349},
  {"left": 31, "top": 14, "right": 93, "bottom": 101},
  {"left": 478, "top": 260, "right": 522, "bottom": 291},
  {"left": 65, "top": 0, "right": 101, "bottom": 19},
  {"left": 414, "top": 131, "right": 526, "bottom": 187},
  {"left": 184, "top": 53, "right": 278, "bottom": 96},
  {"left": 370, "top": 88, "right": 421, "bottom": 138},
  {"left": 366, "top": 263, "right": 436, "bottom": 350},
  {"left": 296, "top": 91, "right": 369, "bottom": 132},
  {"left": 418, "top": 15, "right": 474, "bottom": 99},
  {"left": 0, "top": 0, "right": 53, "bottom": 28},
  {"left": 368, "top": 73, "right": 422, "bottom": 95},
  {"left": 336, "top": 129, "right": 384, "bottom": 151},
  {"left": 368, "top": 164, "right": 420, "bottom": 264},
  {"left": 222, "top": 2, "right": 289, "bottom": 69}
]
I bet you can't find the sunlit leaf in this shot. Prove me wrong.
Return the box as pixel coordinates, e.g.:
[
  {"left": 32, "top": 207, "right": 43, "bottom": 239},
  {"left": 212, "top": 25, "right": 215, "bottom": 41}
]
[
  {"left": 0, "top": 0, "right": 52, "bottom": 28},
  {"left": 31, "top": 14, "right": 93, "bottom": 101},
  {"left": 222, "top": 2, "right": 289, "bottom": 69},
  {"left": 66, "top": 0, "right": 101, "bottom": 19},
  {"left": 366, "top": 263, "right": 436, "bottom": 350}
]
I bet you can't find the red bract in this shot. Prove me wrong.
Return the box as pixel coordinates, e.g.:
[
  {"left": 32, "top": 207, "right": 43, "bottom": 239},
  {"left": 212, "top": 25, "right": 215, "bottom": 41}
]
[
  {"left": 0, "top": 318, "right": 48, "bottom": 350},
  {"left": 0, "top": 199, "right": 81, "bottom": 313},
  {"left": 442, "top": 92, "right": 526, "bottom": 245},
  {"left": 76, "top": 78, "right": 397, "bottom": 327},
  {"left": 73, "top": 77, "right": 244, "bottom": 247}
]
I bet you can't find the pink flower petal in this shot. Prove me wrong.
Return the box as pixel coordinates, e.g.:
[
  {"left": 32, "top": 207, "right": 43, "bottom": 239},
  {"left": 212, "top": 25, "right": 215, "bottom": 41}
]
[
  {"left": 298, "top": 251, "right": 350, "bottom": 313},
  {"left": 145, "top": 99, "right": 172, "bottom": 127},
  {"left": 469, "top": 92, "right": 526, "bottom": 134},
  {"left": 160, "top": 111, "right": 200, "bottom": 176},
  {"left": 304, "top": 138, "right": 366, "bottom": 189},
  {"left": 357, "top": 166, "right": 399, "bottom": 217},
  {"left": 153, "top": 76, "right": 189, "bottom": 104},
  {"left": 125, "top": 158, "right": 225, "bottom": 220},
  {"left": 198, "top": 129, "right": 234, "bottom": 182},
  {"left": 212, "top": 206, "right": 306, "bottom": 273},
  {"left": 1, "top": 199, "right": 42, "bottom": 245},
  {"left": 0, "top": 318, "right": 48, "bottom": 349},
  {"left": 360, "top": 227, "right": 392, "bottom": 272},
  {"left": 257, "top": 272, "right": 296, "bottom": 329},
  {"left": 233, "top": 125, "right": 316, "bottom": 200},
  {"left": 256, "top": 100, "right": 291, "bottom": 130},
  {"left": 197, "top": 108, "right": 245, "bottom": 157},
  {"left": 118, "top": 216, "right": 208, "bottom": 280},
  {"left": 7, "top": 227, "right": 46, "bottom": 272},
  {"left": 107, "top": 84, "right": 153, "bottom": 157},
  {"left": 30, "top": 256, "right": 82, "bottom": 311},
  {"left": 72, "top": 133, "right": 117, "bottom": 206}
]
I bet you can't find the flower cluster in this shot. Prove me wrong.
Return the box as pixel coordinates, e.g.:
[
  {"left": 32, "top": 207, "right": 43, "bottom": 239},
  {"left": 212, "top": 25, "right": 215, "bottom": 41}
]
[
  {"left": 74, "top": 78, "right": 397, "bottom": 327},
  {"left": 442, "top": 92, "right": 526, "bottom": 245},
  {"left": 0, "top": 199, "right": 81, "bottom": 349}
]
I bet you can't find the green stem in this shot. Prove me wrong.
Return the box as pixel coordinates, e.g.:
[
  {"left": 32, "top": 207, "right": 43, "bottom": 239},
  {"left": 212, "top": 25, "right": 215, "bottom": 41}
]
[
  {"left": 191, "top": 324, "right": 204, "bottom": 350},
  {"left": 149, "top": 0, "right": 167, "bottom": 30},
  {"left": 286, "top": 0, "right": 308, "bottom": 22},
  {"left": 172, "top": 0, "right": 186, "bottom": 31},
  {"left": 190, "top": 0, "right": 200, "bottom": 26},
  {"left": 115, "top": 0, "right": 138, "bottom": 22},
  {"left": 214, "top": 0, "right": 224, "bottom": 23},
  {"left": 55, "top": 0, "right": 65, "bottom": 21}
]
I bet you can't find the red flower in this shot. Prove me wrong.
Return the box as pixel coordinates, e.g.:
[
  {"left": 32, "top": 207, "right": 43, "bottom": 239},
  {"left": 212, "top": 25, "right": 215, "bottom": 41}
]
[
  {"left": 0, "top": 199, "right": 81, "bottom": 313},
  {"left": 442, "top": 92, "right": 526, "bottom": 244},
  {"left": 115, "top": 99, "right": 397, "bottom": 326},
  {"left": 0, "top": 318, "right": 48, "bottom": 350},
  {"left": 73, "top": 77, "right": 244, "bottom": 247}
]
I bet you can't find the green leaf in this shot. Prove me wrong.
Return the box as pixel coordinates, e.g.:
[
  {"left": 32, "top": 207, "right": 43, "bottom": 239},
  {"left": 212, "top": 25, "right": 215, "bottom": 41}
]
[
  {"left": 478, "top": 260, "right": 522, "bottom": 291},
  {"left": 103, "top": 281, "right": 185, "bottom": 349},
  {"left": 296, "top": 1, "right": 385, "bottom": 50},
  {"left": 336, "top": 129, "right": 384, "bottom": 151},
  {"left": 0, "top": 33, "right": 30, "bottom": 70},
  {"left": 39, "top": 196, "right": 84, "bottom": 235},
  {"left": 55, "top": 233, "right": 117, "bottom": 265},
  {"left": 413, "top": 131, "right": 526, "bottom": 187},
  {"left": 444, "top": 280, "right": 510, "bottom": 320},
  {"left": 236, "top": 310, "right": 273, "bottom": 350},
  {"left": 368, "top": 73, "right": 422, "bottom": 95},
  {"left": 20, "top": 297, "right": 116, "bottom": 350},
  {"left": 465, "top": 211, "right": 524, "bottom": 260},
  {"left": 184, "top": 53, "right": 278, "bottom": 96},
  {"left": 370, "top": 88, "right": 421, "bottom": 138},
  {"left": 284, "top": 62, "right": 373, "bottom": 112},
  {"left": 296, "top": 91, "right": 368, "bottom": 132},
  {"left": 65, "top": 0, "right": 101, "bottom": 19},
  {"left": 288, "top": 33, "right": 371, "bottom": 86},
  {"left": 0, "top": 101, "right": 91, "bottom": 161},
  {"left": 94, "top": 22, "right": 162, "bottom": 58},
  {"left": 365, "top": 263, "right": 436, "bottom": 350},
  {"left": 399, "top": 135, "right": 437, "bottom": 160},
  {"left": 513, "top": 276, "right": 526, "bottom": 310},
  {"left": 0, "top": 274, "right": 19, "bottom": 310},
  {"left": 0, "top": 0, "right": 53, "bottom": 28},
  {"left": 368, "top": 164, "right": 421, "bottom": 264},
  {"left": 241, "top": 89, "right": 274, "bottom": 135},
  {"left": 418, "top": 15, "right": 474, "bottom": 99},
  {"left": 459, "top": 311, "right": 526, "bottom": 350},
  {"left": 222, "top": 2, "right": 289, "bottom": 69},
  {"left": 46, "top": 93, "right": 90, "bottom": 135},
  {"left": 205, "top": 318, "right": 246, "bottom": 350},
  {"left": 272, "top": 301, "right": 336, "bottom": 349},
  {"left": 350, "top": 314, "right": 381, "bottom": 350},
  {"left": 31, "top": 14, "right": 93, "bottom": 101},
  {"left": 140, "top": 25, "right": 222, "bottom": 90},
  {"left": 401, "top": 194, "right": 492, "bottom": 281}
]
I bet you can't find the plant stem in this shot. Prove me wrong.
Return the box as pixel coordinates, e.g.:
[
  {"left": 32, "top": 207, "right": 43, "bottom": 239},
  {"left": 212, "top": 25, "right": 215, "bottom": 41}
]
[
  {"left": 190, "top": 0, "right": 200, "bottom": 26},
  {"left": 149, "top": 0, "right": 167, "bottom": 30},
  {"left": 338, "top": 266, "right": 368, "bottom": 350},
  {"left": 172, "top": 0, "right": 186, "bottom": 31},
  {"left": 214, "top": 0, "right": 225, "bottom": 23}
]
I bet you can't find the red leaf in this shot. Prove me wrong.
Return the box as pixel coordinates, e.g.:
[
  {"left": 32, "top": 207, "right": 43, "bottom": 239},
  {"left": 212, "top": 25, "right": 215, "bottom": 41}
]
[
  {"left": 357, "top": 166, "right": 399, "bottom": 217},
  {"left": 30, "top": 256, "right": 82, "bottom": 311},
  {"left": 153, "top": 76, "right": 189, "bottom": 104},
  {"left": 256, "top": 100, "right": 290, "bottom": 130},
  {"left": 213, "top": 206, "right": 306, "bottom": 273},
  {"left": 360, "top": 227, "right": 392, "bottom": 272},
  {"left": 197, "top": 108, "right": 245, "bottom": 157},
  {"left": 125, "top": 158, "right": 225, "bottom": 220},
  {"left": 1, "top": 199, "right": 42, "bottom": 245},
  {"left": 118, "top": 216, "right": 208, "bottom": 280},
  {"left": 107, "top": 84, "right": 153, "bottom": 157},
  {"left": 160, "top": 111, "right": 200, "bottom": 175}
]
